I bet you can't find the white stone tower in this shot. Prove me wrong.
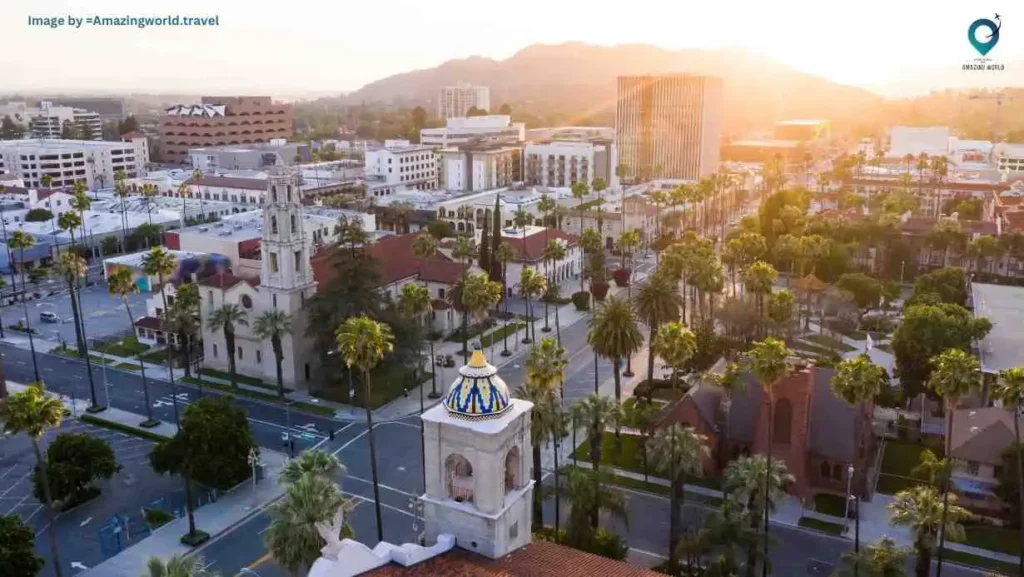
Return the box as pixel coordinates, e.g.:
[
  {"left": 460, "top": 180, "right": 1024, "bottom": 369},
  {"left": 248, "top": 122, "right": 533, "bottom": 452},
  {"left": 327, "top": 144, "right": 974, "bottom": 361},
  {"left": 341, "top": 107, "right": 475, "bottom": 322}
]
[
  {"left": 259, "top": 168, "right": 316, "bottom": 387},
  {"left": 420, "top": 345, "right": 534, "bottom": 559}
]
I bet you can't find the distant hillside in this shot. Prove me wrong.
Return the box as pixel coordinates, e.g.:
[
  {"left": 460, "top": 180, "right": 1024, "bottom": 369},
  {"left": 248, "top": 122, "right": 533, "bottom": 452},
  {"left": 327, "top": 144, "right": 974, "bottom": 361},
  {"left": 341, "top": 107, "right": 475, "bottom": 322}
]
[{"left": 343, "top": 42, "right": 885, "bottom": 134}]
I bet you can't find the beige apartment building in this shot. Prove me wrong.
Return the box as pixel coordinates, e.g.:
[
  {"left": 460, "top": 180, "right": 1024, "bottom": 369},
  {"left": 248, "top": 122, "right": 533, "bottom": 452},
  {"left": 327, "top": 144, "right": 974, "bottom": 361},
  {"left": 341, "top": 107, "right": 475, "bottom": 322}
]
[
  {"left": 616, "top": 74, "right": 723, "bottom": 182},
  {"left": 159, "top": 96, "right": 294, "bottom": 164}
]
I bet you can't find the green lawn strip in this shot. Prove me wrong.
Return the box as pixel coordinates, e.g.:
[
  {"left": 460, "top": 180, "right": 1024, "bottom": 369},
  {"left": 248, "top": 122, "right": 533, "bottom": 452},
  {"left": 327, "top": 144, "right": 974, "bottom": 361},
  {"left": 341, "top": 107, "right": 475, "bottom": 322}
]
[
  {"left": 801, "top": 334, "right": 856, "bottom": 352},
  {"left": 813, "top": 493, "right": 850, "bottom": 517},
  {"left": 480, "top": 323, "right": 526, "bottom": 348},
  {"left": 798, "top": 516, "right": 845, "bottom": 536},
  {"left": 179, "top": 376, "right": 335, "bottom": 417},
  {"left": 114, "top": 362, "right": 142, "bottom": 371},
  {"left": 570, "top": 431, "right": 721, "bottom": 490},
  {"left": 79, "top": 413, "right": 170, "bottom": 441},
  {"left": 790, "top": 341, "right": 841, "bottom": 359},
  {"left": 875, "top": 473, "right": 924, "bottom": 495},
  {"left": 962, "top": 525, "right": 1022, "bottom": 556},
  {"left": 51, "top": 347, "right": 112, "bottom": 366},
  {"left": 197, "top": 367, "right": 290, "bottom": 392},
  {"left": 942, "top": 548, "right": 1019, "bottom": 574},
  {"left": 880, "top": 440, "right": 939, "bottom": 477},
  {"left": 138, "top": 349, "right": 169, "bottom": 364},
  {"left": 843, "top": 330, "right": 867, "bottom": 341},
  {"left": 94, "top": 337, "right": 150, "bottom": 357}
]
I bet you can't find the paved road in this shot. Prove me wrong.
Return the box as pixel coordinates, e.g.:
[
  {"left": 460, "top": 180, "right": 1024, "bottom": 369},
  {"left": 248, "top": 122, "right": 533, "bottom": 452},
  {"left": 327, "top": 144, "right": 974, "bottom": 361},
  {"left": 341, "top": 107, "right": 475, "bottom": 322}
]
[{"left": 0, "top": 283, "right": 149, "bottom": 345}]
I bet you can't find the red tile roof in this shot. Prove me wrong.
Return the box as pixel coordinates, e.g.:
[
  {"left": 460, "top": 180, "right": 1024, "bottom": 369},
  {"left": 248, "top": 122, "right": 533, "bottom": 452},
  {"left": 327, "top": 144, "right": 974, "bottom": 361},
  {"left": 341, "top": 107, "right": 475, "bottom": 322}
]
[
  {"left": 185, "top": 176, "right": 268, "bottom": 191},
  {"left": 1004, "top": 211, "right": 1024, "bottom": 233},
  {"left": 844, "top": 178, "right": 1010, "bottom": 193},
  {"left": 368, "top": 233, "right": 465, "bottom": 286},
  {"left": 364, "top": 540, "right": 663, "bottom": 577},
  {"left": 133, "top": 316, "right": 167, "bottom": 331},
  {"left": 900, "top": 216, "right": 997, "bottom": 236},
  {"left": 197, "top": 271, "right": 259, "bottom": 289},
  {"left": 505, "top": 228, "right": 578, "bottom": 263}
]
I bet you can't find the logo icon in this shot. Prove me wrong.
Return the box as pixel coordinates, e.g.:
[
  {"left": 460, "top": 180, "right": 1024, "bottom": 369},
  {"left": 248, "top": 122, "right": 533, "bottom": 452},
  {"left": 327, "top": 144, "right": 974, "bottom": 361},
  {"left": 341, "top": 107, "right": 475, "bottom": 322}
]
[{"left": 969, "top": 14, "right": 1001, "bottom": 56}]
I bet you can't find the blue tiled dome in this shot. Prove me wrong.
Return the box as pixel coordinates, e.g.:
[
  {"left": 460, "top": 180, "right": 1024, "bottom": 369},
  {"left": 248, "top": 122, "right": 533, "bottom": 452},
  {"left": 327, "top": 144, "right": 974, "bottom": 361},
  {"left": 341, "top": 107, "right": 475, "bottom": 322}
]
[{"left": 443, "top": 347, "right": 511, "bottom": 419}]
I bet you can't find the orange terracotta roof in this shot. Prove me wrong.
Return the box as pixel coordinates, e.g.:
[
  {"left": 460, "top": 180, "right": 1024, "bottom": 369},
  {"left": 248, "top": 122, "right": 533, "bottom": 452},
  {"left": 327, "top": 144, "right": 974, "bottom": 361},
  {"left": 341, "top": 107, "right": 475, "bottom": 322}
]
[
  {"left": 364, "top": 540, "right": 664, "bottom": 577},
  {"left": 197, "top": 271, "right": 259, "bottom": 289},
  {"left": 795, "top": 273, "right": 829, "bottom": 293},
  {"left": 504, "top": 228, "right": 578, "bottom": 263}
]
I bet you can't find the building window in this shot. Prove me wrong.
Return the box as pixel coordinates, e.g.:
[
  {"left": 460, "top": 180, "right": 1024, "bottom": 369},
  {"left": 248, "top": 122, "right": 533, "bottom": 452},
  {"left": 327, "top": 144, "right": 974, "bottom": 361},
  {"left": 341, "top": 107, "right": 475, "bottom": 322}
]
[
  {"left": 445, "top": 453, "right": 474, "bottom": 504},
  {"left": 305, "top": 363, "right": 310, "bottom": 381},
  {"left": 272, "top": 294, "right": 278, "bottom": 308},
  {"left": 208, "top": 290, "right": 213, "bottom": 304},
  {"left": 256, "top": 350, "right": 262, "bottom": 364},
  {"left": 966, "top": 461, "right": 980, "bottom": 476},
  {"left": 290, "top": 214, "right": 297, "bottom": 233},
  {"left": 213, "top": 344, "right": 218, "bottom": 358},
  {"left": 238, "top": 347, "right": 243, "bottom": 360},
  {"left": 773, "top": 399, "right": 792, "bottom": 444},
  {"left": 270, "top": 252, "right": 279, "bottom": 273},
  {"left": 271, "top": 215, "right": 278, "bottom": 234},
  {"left": 294, "top": 251, "right": 301, "bottom": 273}
]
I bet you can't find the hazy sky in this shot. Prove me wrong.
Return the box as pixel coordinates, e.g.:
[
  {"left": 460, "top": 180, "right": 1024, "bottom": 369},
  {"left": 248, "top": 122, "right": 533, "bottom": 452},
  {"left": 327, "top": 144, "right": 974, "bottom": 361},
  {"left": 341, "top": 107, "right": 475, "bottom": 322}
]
[{"left": 1, "top": 0, "right": 1018, "bottom": 96}]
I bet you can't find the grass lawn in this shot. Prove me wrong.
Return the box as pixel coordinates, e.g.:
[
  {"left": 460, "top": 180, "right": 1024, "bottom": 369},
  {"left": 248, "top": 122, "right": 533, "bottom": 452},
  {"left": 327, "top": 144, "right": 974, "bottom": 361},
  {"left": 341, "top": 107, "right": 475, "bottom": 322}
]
[
  {"left": 480, "top": 322, "right": 526, "bottom": 348},
  {"left": 875, "top": 473, "right": 924, "bottom": 495},
  {"left": 114, "top": 362, "right": 142, "bottom": 371},
  {"left": 138, "top": 349, "right": 170, "bottom": 364},
  {"left": 197, "top": 367, "right": 289, "bottom": 391},
  {"left": 942, "top": 548, "right": 1019, "bottom": 575},
  {"left": 813, "top": 493, "right": 851, "bottom": 518},
  {"left": 843, "top": 330, "right": 867, "bottom": 341},
  {"left": 790, "top": 341, "right": 841, "bottom": 359},
  {"left": 570, "top": 431, "right": 721, "bottom": 490},
  {"left": 798, "top": 517, "right": 845, "bottom": 536},
  {"left": 52, "top": 346, "right": 111, "bottom": 366},
  {"left": 880, "top": 440, "right": 941, "bottom": 477},
  {"left": 802, "top": 334, "right": 856, "bottom": 352},
  {"left": 94, "top": 336, "right": 150, "bottom": 357},
  {"left": 179, "top": 376, "right": 335, "bottom": 417},
  {"left": 562, "top": 466, "right": 724, "bottom": 508},
  {"left": 963, "top": 525, "right": 1022, "bottom": 556},
  {"left": 315, "top": 364, "right": 435, "bottom": 410}
]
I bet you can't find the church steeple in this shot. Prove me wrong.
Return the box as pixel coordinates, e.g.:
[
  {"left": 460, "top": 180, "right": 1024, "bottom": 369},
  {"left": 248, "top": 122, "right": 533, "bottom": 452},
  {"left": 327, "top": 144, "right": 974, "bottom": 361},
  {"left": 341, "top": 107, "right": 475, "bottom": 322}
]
[{"left": 260, "top": 168, "right": 312, "bottom": 290}]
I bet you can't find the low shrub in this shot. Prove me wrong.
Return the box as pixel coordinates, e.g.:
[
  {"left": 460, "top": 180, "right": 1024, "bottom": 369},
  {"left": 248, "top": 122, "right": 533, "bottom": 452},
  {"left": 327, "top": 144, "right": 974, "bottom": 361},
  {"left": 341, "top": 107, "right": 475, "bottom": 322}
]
[
  {"left": 572, "top": 291, "right": 591, "bottom": 311},
  {"left": 145, "top": 508, "right": 175, "bottom": 528},
  {"left": 860, "top": 315, "right": 896, "bottom": 334},
  {"left": 591, "top": 281, "right": 610, "bottom": 301},
  {"left": 612, "top": 268, "right": 631, "bottom": 287}
]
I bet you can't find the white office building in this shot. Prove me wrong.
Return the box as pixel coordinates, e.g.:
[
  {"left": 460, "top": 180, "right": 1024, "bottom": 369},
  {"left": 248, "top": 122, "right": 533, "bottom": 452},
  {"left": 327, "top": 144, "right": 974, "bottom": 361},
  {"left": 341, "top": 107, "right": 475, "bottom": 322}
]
[
  {"left": 364, "top": 141, "right": 438, "bottom": 193},
  {"left": 524, "top": 141, "right": 615, "bottom": 188},
  {"left": 439, "top": 146, "right": 520, "bottom": 192},
  {"left": 0, "top": 101, "right": 102, "bottom": 140},
  {"left": 420, "top": 115, "right": 525, "bottom": 148},
  {"left": 436, "top": 84, "right": 490, "bottom": 120},
  {"left": 992, "top": 143, "right": 1024, "bottom": 173},
  {"left": 0, "top": 139, "right": 147, "bottom": 190}
]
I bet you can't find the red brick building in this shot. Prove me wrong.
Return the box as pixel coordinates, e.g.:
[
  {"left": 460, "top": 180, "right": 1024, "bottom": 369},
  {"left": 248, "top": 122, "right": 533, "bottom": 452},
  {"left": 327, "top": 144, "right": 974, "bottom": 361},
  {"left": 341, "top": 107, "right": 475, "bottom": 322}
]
[
  {"left": 661, "top": 362, "right": 876, "bottom": 498},
  {"left": 159, "top": 96, "right": 294, "bottom": 164}
]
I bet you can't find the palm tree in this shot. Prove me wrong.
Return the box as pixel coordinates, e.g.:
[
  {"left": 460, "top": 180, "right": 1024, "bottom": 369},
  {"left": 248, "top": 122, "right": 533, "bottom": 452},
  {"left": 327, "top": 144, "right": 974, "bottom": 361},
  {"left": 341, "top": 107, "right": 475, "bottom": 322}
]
[
  {"left": 889, "top": 486, "right": 970, "bottom": 577},
  {"left": 495, "top": 241, "right": 516, "bottom": 356},
  {"left": 831, "top": 355, "right": 886, "bottom": 488},
  {"left": 336, "top": 315, "right": 394, "bottom": 543},
  {"left": 741, "top": 261, "right": 778, "bottom": 320},
  {"left": 207, "top": 304, "right": 249, "bottom": 390},
  {"left": 633, "top": 272, "right": 683, "bottom": 384},
  {"left": 108, "top": 267, "right": 158, "bottom": 426},
  {"left": 833, "top": 537, "right": 909, "bottom": 577},
  {"left": 571, "top": 182, "right": 590, "bottom": 282},
  {"left": 114, "top": 170, "right": 129, "bottom": 248},
  {"left": 166, "top": 283, "right": 200, "bottom": 379},
  {"left": 994, "top": 366, "right": 1024, "bottom": 577},
  {"left": 253, "top": 310, "right": 293, "bottom": 399},
  {"left": 543, "top": 239, "right": 568, "bottom": 338},
  {"left": 748, "top": 337, "right": 791, "bottom": 577},
  {"left": 9, "top": 230, "right": 40, "bottom": 383},
  {"left": 514, "top": 378, "right": 558, "bottom": 532},
  {"left": 517, "top": 267, "right": 547, "bottom": 345},
  {"left": 265, "top": 473, "right": 352, "bottom": 577},
  {"left": 0, "top": 383, "right": 67, "bottom": 577},
  {"left": 587, "top": 295, "right": 642, "bottom": 454},
  {"left": 279, "top": 449, "right": 345, "bottom": 486},
  {"left": 648, "top": 424, "right": 710, "bottom": 571},
  {"left": 141, "top": 247, "right": 179, "bottom": 373},
  {"left": 145, "top": 554, "right": 220, "bottom": 577},
  {"left": 559, "top": 466, "right": 628, "bottom": 550},
  {"left": 571, "top": 393, "right": 621, "bottom": 480},
  {"left": 622, "top": 398, "right": 658, "bottom": 481},
  {"left": 724, "top": 455, "right": 794, "bottom": 577},
  {"left": 453, "top": 272, "right": 502, "bottom": 355},
  {"left": 927, "top": 348, "right": 980, "bottom": 576},
  {"left": 51, "top": 252, "right": 102, "bottom": 410},
  {"left": 652, "top": 322, "right": 697, "bottom": 395}
]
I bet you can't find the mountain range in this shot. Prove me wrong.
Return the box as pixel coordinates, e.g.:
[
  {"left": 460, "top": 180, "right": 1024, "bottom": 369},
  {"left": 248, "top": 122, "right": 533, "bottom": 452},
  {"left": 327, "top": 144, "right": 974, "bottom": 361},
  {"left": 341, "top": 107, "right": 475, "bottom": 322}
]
[{"left": 343, "top": 43, "right": 887, "bottom": 134}]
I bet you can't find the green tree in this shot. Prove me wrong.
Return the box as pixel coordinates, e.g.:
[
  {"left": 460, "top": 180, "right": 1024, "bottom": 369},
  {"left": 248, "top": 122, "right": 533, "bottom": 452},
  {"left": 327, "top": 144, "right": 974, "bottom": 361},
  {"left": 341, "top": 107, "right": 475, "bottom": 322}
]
[
  {"left": 24, "top": 208, "right": 53, "bottom": 222},
  {"left": 622, "top": 398, "right": 659, "bottom": 481},
  {"left": 265, "top": 473, "right": 352, "bottom": 577},
  {"left": 517, "top": 267, "right": 547, "bottom": 345},
  {"left": 724, "top": 455, "right": 794, "bottom": 577},
  {"left": 911, "top": 267, "right": 968, "bottom": 306},
  {"left": 514, "top": 378, "right": 558, "bottom": 531},
  {"left": 0, "top": 384, "right": 66, "bottom": 577},
  {"left": 207, "top": 304, "right": 249, "bottom": 390},
  {"left": 765, "top": 288, "right": 796, "bottom": 339},
  {"left": 455, "top": 272, "right": 502, "bottom": 353},
  {"left": 279, "top": 449, "right": 344, "bottom": 486},
  {"left": 571, "top": 182, "right": 590, "bottom": 290},
  {"left": 831, "top": 537, "right": 909, "bottom": 577},
  {"left": 652, "top": 321, "right": 697, "bottom": 394},
  {"left": 0, "top": 514, "right": 44, "bottom": 577},
  {"left": 0, "top": 115, "right": 25, "bottom": 140},
  {"left": 633, "top": 271, "right": 683, "bottom": 384},
  {"left": 558, "top": 466, "right": 628, "bottom": 553},
  {"left": 588, "top": 295, "right": 642, "bottom": 452},
  {"left": 141, "top": 247, "right": 180, "bottom": 390},
  {"left": 831, "top": 355, "right": 886, "bottom": 489},
  {"left": 397, "top": 281, "right": 434, "bottom": 394},
  {"left": 994, "top": 367, "right": 1024, "bottom": 573},
  {"left": 426, "top": 219, "right": 454, "bottom": 239},
  {"left": 52, "top": 252, "right": 89, "bottom": 361},
  {"left": 253, "top": 310, "right": 293, "bottom": 399},
  {"left": 741, "top": 261, "right": 777, "bottom": 319},
  {"left": 108, "top": 266, "right": 157, "bottom": 425},
  {"left": 647, "top": 425, "right": 709, "bottom": 571},
  {"left": 335, "top": 315, "right": 394, "bottom": 542},
  {"left": 571, "top": 393, "right": 621, "bottom": 479},
  {"left": 889, "top": 486, "right": 970, "bottom": 577},
  {"left": 144, "top": 554, "right": 220, "bottom": 577},
  {"left": 910, "top": 449, "right": 949, "bottom": 487},
  {"left": 836, "top": 273, "right": 883, "bottom": 320},
  {"left": 542, "top": 238, "right": 568, "bottom": 339},
  {"left": 166, "top": 283, "right": 200, "bottom": 379},
  {"left": 891, "top": 304, "right": 990, "bottom": 400},
  {"left": 33, "top": 432, "right": 116, "bottom": 506}
]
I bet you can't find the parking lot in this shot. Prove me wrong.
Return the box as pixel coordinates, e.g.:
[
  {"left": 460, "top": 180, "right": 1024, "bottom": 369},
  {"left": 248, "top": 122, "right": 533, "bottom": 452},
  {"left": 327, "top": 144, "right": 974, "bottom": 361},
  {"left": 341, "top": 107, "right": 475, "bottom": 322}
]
[
  {"left": 0, "top": 419, "right": 184, "bottom": 576},
  {"left": 0, "top": 281, "right": 149, "bottom": 346}
]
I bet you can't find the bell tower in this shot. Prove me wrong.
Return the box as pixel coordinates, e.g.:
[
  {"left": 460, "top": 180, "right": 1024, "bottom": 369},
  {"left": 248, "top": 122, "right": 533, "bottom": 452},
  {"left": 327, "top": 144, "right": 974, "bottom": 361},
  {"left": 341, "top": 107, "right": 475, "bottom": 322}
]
[
  {"left": 419, "top": 346, "right": 533, "bottom": 559},
  {"left": 259, "top": 168, "right": 316, "bottom": 387}
]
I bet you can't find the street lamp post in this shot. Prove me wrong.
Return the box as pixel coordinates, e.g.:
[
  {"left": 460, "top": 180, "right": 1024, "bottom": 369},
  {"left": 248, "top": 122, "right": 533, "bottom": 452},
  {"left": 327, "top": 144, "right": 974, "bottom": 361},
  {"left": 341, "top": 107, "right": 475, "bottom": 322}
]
[
  {"left": 248, "top": 447, "right": 261, "bottom": 492},
  {"left": 844, "top": 464, "right": 854, "bottom": 534},
  {"left": 407, "top": 495, "right": 425, "bottom": 545},
  {"left": 849, "top": 490, "right": 861, "bottom": 577}
]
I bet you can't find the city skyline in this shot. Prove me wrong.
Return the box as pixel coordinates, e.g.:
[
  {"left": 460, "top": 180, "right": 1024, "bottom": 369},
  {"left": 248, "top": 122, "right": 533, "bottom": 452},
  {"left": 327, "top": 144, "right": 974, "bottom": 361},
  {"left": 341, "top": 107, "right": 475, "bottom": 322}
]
[{"left": 1, "top": 0, "right": 1019, "bottom": 97}]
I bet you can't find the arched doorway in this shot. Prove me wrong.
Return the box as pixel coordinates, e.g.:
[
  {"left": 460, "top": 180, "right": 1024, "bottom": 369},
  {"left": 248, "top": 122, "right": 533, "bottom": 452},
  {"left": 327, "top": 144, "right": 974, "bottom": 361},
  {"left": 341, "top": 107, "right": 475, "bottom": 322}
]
[{"left": 445, "top": 454, "right": 474, "bottom": 503}]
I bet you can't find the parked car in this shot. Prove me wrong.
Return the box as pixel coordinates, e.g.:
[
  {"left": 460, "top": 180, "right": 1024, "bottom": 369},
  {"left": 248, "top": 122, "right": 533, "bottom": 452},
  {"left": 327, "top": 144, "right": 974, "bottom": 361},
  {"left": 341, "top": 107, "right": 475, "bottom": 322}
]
[{"left": 39, "top": 311, "right": 59, "bottom": 323}]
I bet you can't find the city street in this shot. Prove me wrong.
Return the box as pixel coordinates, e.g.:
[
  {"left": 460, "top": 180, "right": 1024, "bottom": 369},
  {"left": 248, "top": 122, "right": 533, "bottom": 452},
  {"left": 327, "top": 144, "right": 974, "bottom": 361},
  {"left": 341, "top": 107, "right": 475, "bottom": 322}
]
[{"left": 0, "top": 283, "right": 149, "bottom": 345}]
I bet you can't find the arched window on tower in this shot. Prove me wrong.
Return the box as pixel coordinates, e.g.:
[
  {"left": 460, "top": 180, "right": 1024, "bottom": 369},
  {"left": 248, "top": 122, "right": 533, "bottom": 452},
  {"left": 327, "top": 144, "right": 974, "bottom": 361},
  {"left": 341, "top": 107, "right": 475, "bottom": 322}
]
[
  {"left": 271, "top": 185, "right": 277, "bottom": 203},
  {"left": 290, "top": 214, "right": 296, "bottom": 233},
  {"left": 773, "top": 398, "right": 792, "bottom": 445},
  {"left": 445, "top": 453, "right": 474, "bottom": 504},
  {"left": 504, "top": 447, "right": 521, "bottom": 494},
  {"left": 287, "top": 185, "right": 292, "bottom": 202},
  {"left": 271, "top": 215, "right": 278, "bottom": 234}
]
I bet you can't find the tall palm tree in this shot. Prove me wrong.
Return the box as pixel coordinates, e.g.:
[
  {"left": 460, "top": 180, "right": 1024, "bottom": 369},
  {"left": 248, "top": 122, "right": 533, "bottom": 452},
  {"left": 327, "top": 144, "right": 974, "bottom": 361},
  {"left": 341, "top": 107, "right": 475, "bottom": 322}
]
[
  {"left": 633, "top": 272, "right": 683, "bottom": 384},
  {"left": 525, "top": 337, "right": 569, "bottom": 531},
  {"left": 453, "top": 272, "right": 502, "bottom": 355},
  {"left": 336, "top": 315, "right": 394, "bottom": 543},
  {"left": 542, "top": 239, "right": 568, "bottom": 342},
  {"left": 166, "top": 283, "right": 200, "bottom": 379},
  {"left": 994, "top": 366, "right": 1024, "bottom": 577},
  {"left": 889, "top": 486, "right": 970, "bottom": 577},
  {"left": 495, "top": 241, "right": 516, "bottom": 356},
  {"left": 652, "top": 322, "right": 697, "bottom": 395},
  {"left": 622, "top": 398, "right": 659, "bottom": 481},
  {"left": 831, "top": 354, "right": 886, "bottom": 492},
  {"left": 748, "top": 337, "right": 791, "bottom": 577},
  {"left": 145, "top": 554, "right": 220, "bottom": 577},
  {"left": 207, "top": 304, "right": 249, "bottom": 390},
  {"left": 724, "top": 455, "right": 794, "bottom": 577},
  {"left": 514, "top": 378, "right": 557, "bottom": 532},
  {"left": 517, "top": 267, "right": 547, "bottom": 345},
  {"left": 559, "top": 465, "right": 627, "bottom": 550},
  {"left": 587, "top": 296, "right": 642, "bottom": 454},
  {"left": 265, "top": 473, "right": 352, "bottom": 577},
  {"left": 9, "top": 230, "right": 40, "bottom": 383},
  {"left": 741, "top": 261, "right": 778, "bottom": 320},
  {"left": 0, "top": 383, "right": 67, "bottom": 577},
  {"left": 397, "top": 281, "right": 432, "bottom": 491},
  {"left": 833, "top": 537, "right": 908, "bottom": 577},
  {"left": 113, "top": 170, "right": 129, "bottom": 250},
  {"left": 278, "top": 449, "right": 345, "bottom": 486},
  {"left": 56, "top": 210, "right": 87, "bottom": 352},
  {"left": 410, "top": 236, "right": 441, "bottom": 394},
  {"left": 927, "top": 348, "right": 980, "bottom": 577},
  {"left": 648, "top": 424, "right": 710, "bottom": 571},
  {"left": 52, "top": 252, "right": 102, "bottom": 410},
  {"left": 253, "top": 310, "right": 293, "bottom": 399},
  {"left": 538, "top": 194, "right": 557, "bottom": 332},
  {"left": 108, "top": 267, "right": 158, "bottom": 426},
  {"left": 571, "top": 182, "right": 590, "bottom": 282}
]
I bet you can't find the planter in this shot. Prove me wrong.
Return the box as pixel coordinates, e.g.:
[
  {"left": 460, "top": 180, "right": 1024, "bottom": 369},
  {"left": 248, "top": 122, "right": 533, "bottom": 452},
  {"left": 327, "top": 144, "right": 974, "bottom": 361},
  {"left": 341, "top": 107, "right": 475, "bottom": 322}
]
[
  {"left": 612, "top": 268, "right": 631, "bottom": 287},
  {"left": 590, "top": 281, "right": 610, "bottom": 302},
  {"left": 571, "top": 291, "right": 591, "bottom": 311}
]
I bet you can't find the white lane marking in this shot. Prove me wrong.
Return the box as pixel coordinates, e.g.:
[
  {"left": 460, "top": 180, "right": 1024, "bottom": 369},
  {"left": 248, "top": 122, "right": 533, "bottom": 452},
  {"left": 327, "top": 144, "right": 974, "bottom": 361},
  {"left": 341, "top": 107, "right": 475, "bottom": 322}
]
[
  {"left": 80, "top": 516, "right": 93, "bottom": 527},
  {"left": 23, "top": 504, "right": 44, "bottom": 523},
  {"left": 0, "top": 470, "right": 33, "bottom": 499},
  {"left": 344, "top": 475, "right": 417, "bottom": 498},
  {"left": 340, "top": 491, "right": 415, "bottom": 518},
  {"left": 329, "top": 421, "right": 408, "bottom": 456}
]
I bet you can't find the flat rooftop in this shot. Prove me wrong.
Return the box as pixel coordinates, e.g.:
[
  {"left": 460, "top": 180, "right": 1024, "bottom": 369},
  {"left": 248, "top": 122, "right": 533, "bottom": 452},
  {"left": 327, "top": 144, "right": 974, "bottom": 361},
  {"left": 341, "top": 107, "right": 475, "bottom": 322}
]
[
  {"left": 0, "top": 139, "right": 133, "bottom": 151},
  {"left": 175, "top": 208, "right": 346, "bottom": 241},
  {"left": 972, "top": 282, "right": 1024, "bottom": 373},
  {"left": 104, "top": 249, "right": 205, "bottom": 268}
]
